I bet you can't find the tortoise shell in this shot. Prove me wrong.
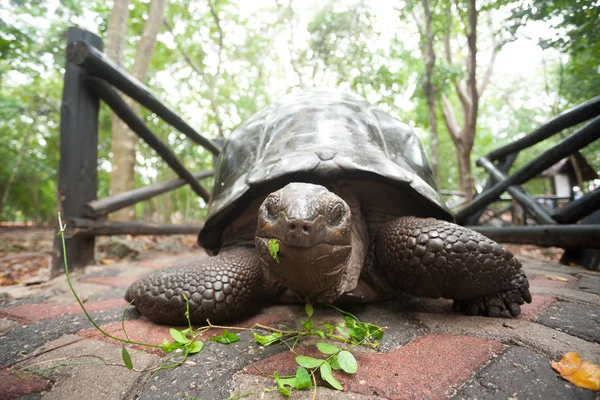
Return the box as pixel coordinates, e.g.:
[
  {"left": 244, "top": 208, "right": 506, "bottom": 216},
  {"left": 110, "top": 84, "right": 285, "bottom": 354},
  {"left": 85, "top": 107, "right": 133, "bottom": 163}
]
[{"left": 199, "top": 89, "right": 452, "bottom": 252}]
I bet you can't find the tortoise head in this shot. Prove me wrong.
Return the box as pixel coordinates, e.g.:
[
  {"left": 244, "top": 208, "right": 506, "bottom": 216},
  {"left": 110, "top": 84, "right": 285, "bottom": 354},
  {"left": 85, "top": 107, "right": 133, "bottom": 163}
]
[{"left": 255, "top": 183, "right": 353, "bottom": 303}]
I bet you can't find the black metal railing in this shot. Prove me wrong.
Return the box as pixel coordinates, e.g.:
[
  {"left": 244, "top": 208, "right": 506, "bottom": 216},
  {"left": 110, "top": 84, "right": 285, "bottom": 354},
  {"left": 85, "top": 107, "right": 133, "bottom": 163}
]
[{"left": 456, "top": 96, "right": 600, "bottom": 250}]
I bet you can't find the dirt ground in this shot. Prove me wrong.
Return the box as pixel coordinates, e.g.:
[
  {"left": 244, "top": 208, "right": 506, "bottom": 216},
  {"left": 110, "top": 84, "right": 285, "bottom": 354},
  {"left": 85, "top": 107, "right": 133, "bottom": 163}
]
[
  {"left": 0, "top": 227, "right": 200, "bottom": 286},
  {"left": 0, "top": 227, "right": 567, "bottom": 287}
]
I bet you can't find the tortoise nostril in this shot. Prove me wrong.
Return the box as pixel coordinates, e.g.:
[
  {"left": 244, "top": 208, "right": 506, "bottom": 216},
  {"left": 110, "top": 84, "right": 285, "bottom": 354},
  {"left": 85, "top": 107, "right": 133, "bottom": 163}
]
[
  {"left": 289, "top": 223, "right": 297, "bottom": 231},
  {"left": 302, "top": 225, "right": 310, "bottom": 233}
]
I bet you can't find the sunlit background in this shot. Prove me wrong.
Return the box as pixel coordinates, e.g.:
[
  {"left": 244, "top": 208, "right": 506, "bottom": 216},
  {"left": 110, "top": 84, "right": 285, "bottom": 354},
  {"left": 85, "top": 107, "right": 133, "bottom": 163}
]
[{"left": 1, "top": 0, "right": 598, "bottom": 224}]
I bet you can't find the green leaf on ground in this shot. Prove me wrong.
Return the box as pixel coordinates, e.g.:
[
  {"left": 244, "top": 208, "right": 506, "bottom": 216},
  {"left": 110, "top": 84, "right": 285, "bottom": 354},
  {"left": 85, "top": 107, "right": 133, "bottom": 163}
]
[
  {"left": 122, "top": 345, "right": 133, "bottom": 369},
  {"left": 329, "top": 355, "right": 342, "bottom": 370},
  {"left": 210, "top": 329, "right": 240, "bottom": 344},
  {"left": 170, "top": 328, "right": 189, "bottom": 344},
  {"left": 316, "top": 342, "right": 340, "bottom": 355},
  {"left": 320, "top": 361, "right": 343, "bottom": 390},
  {"left": 254, "top": 332, "right": 282, "bottom": 346},
  {"left": 305, "top": 303, "right": 314, "bottom": 318},
  {"left": 294, "top": 366, "right": 312, "bottom": 389},
  {"left": 337, "top": 350, "right": 358, "bottom": 373},
  {"left": 301, "top": 318, "right": 314, "bottom": 331},
  {"left": 274, "top": 371, "right": 294, "bottom": 396},
  {"left": 187, "top": 341, "right": 204, "bottom": 354},
  {"left": 296, "top": 355, "right": 324, "bottom": 369}
]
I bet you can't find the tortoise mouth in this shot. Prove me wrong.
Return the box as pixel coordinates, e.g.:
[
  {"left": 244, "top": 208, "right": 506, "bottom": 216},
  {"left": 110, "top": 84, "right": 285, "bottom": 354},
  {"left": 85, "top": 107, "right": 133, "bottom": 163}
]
[
  {"left": 255, "top": 236, "right": 351, "bottom": 264},
  {"left": 255, "top": 236, "right": 352, "bottom": 303}
]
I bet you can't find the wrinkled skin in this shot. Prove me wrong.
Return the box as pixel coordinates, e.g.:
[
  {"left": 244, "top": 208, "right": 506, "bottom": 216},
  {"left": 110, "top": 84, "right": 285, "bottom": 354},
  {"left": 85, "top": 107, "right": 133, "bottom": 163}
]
[{"left": 126, "top": 183, "right": 532, "bottom": 325}]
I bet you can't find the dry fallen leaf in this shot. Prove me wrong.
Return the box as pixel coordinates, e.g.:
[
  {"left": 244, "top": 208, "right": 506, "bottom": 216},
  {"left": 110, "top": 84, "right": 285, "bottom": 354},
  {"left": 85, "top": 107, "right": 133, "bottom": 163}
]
[
  {"left": 551, "top": 352, "right": 600, "bottom": 391},
  {"left": 545, "top": 274, "right": 569, "bottom": 282},
  {"left": 99, "top": 258, "right": 115, "bottom": 265}
]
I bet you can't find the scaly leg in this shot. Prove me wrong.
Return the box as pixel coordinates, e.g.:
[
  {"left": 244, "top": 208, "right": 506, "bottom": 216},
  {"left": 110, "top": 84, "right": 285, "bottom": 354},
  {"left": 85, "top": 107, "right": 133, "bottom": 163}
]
[
  {"left": 125, "top": 248, "right": 279, "bottom": 325},
  {"left": 375, "top": 217, "right": 532, "bottom": 317}
]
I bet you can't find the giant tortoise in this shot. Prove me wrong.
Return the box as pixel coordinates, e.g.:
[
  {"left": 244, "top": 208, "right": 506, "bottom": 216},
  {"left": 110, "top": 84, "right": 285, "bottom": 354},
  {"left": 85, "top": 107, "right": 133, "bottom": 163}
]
[{"left": 126, "top": 89, "right": 531, "bottom": 324}]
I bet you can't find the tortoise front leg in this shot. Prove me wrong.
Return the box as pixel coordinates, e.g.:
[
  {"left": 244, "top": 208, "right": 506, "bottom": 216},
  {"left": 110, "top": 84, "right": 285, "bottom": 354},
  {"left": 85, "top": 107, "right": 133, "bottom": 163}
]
[
  {"left": 125, "top": 248, "right": 279, "bottom": 325},
  {"left": 375, "top": 217, "right": 532, "bottom": 317}
]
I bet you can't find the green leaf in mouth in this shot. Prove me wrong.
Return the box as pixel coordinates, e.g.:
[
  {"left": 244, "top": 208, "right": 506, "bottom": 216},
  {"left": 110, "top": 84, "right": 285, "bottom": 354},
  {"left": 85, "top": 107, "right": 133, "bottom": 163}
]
[{"left": 268, "top": 238, "right": 280, "bottom": 263}]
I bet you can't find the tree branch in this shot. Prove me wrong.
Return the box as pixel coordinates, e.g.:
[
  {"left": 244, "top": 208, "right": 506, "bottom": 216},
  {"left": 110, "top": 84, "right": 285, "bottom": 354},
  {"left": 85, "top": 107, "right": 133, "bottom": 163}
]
[
  {"left": 164, "top": 16, "right": 224, "bottom": 137},
  {"left": 207, "top": 0, "right": 223, "bottom": 80},
  {"left": 478, "top": 13, "right": 498, "bottom": 95},
  {"left": 443, "top": 10, "right": 470, "bottom": 112},
  {"left": 441, "top": 94, "right": 461, "bottom": 143},
  {"left": 465, "top": 0, "right": 478, "bottom": 145}
]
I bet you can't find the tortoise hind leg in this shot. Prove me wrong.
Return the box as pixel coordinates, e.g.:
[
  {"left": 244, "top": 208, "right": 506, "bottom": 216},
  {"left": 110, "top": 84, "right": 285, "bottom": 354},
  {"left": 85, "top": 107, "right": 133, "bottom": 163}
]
[
  {"left": 125, "top": 248, "right": 279, "bottom": 325},
  {"left": 375, "top": 216, "right": 532, "bottom": 317}
]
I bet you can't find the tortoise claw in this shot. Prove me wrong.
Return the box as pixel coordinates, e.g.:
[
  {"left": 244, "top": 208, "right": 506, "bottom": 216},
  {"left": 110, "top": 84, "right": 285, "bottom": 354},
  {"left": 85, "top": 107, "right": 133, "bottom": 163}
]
[{"left": 487, "top": 305, "right": 502, "bottom": 318}]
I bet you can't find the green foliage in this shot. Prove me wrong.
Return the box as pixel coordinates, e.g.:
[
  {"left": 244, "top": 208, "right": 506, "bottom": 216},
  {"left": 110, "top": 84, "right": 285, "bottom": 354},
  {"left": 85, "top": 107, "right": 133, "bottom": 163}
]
[
  {"left": 209, "top": 329, "right": 240, "bottom": 344},
  {"left": 268, "top": 239, "right": 280, "bottom": 263},
  {"left": 4, "top": 0, "right": 598, "bottom": 221}
]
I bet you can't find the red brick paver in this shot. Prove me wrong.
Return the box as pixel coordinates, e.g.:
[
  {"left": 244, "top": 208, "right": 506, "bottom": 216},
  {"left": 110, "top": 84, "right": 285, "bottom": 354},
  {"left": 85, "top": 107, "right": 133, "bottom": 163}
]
[
  {"left": 79, "top": 319, "right": 172, "bottom": 355},
  {"left": 246, "top": 334, "right": 503, "bottom": 399},
  {"left": 0, "top": 368, "right": 53, "bottom": 399},
  {"left": 78, "top": 312, "right": 284, "bottom": 355},
  {"left": 80, "top": 276, "right": 137, "bottom": 287},
  {"left": 0, "top": 298, "right": 127, "bottom": 324},
  {"left": 518, "top": 295, "right": 557, "bottom": 322}
]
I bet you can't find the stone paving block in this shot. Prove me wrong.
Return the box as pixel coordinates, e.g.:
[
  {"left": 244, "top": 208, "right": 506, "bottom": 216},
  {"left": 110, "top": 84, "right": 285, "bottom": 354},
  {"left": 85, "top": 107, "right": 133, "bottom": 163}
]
[
  {"left": 415, "top": 313, "right": 600, "bottom": 364},
  {"left": 0, "top": 308, "right": 139, "bottom": 367},
  {"left": 578, "top": 274, "right": 600, "bottom": 295},
  {"left": 536, "top": 302, "right": 600, "bottom": 343},
  {"left": 0, "top": 318, "right": 21, "bottom": 337},
  {"left": 346, "top": 299, "right": 427, "bottom": 352},
  {"left": 0, "top": 298, "right": 127, "bottom": 324},
  {"left": 529, "top": 272, "right": 578, "bottom": 288},
  {"left": 0, "top": 296, "right": 51, "bottom": 308},
  {"left": 231, "top": 373, "right": 386, "bottom": 399},
  {"left": 132, "top": 332, "right": 288, "bottom": 399},
  {"left": 86, "top": 286, "right": 129, "bottom": 302},
  {"left": 17, "top": 338, "right": 159, "bottom": 400},
  {"left": 0, "top": 367, "right": 53, "bottom": 400},
  {"left": 246, "top": 335, "right": 503, "bottom": 399},
  {"left": 453, "top": 346, "right": 597, "bottom": 399},
  {"left": 34, "top": 279, "right": 122, "bottom": 306},
  {"left": 529, "top": 286, "right": 600, "bottom": 307}
]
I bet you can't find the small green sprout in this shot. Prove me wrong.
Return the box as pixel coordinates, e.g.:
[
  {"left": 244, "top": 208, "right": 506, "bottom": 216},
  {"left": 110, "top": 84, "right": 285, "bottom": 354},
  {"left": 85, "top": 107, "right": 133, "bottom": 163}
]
[{"left": 268, "top": 238, "right": 280, "bottom": 263}]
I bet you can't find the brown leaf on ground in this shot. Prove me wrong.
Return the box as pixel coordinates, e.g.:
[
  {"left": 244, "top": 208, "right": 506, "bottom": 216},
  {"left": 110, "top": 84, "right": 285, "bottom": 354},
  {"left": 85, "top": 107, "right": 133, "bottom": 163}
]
[
  {"left": 551, "top": 352, "right": 600, "bottom": 391},
  {"left": 545, "top": 274, "right": 569, "bottom": 282}
]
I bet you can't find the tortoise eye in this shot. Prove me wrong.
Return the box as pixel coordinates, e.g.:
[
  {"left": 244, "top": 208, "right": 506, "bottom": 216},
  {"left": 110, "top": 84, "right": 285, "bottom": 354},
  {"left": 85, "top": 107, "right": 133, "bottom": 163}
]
[
  {"left": 264, "top": 195, "right": 279, "bottom": 221},
  {"left": 327, "top": 202, "right": 345, "bottom": 226}
]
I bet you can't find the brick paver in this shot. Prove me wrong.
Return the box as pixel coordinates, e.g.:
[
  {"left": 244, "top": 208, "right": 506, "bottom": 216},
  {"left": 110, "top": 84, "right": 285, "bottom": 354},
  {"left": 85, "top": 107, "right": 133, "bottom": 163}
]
[
  {"left": 1, "top": 252, "right": 599, "bottom": 399},
  {"left": 246, "top": 335, "right": 503, "bottom": 399},
  {"left": 0, "top": 298, "right": 127, "bottom": 323}
]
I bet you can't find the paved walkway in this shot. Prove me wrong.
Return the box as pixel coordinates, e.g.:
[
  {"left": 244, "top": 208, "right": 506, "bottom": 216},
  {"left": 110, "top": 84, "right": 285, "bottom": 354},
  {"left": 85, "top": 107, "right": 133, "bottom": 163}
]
[{"left": 0, "top": 251, "right": 598, "bottom": 399}]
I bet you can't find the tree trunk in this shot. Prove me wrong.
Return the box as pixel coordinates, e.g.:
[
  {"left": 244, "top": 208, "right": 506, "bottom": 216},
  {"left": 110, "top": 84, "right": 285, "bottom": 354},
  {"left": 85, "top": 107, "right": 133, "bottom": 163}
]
[
  {"left": 439, "top": 0, "right": 484, "bottom": 202},
  {"left": 109, "top": 0, "right": 167, "bottom": 221},
  {"left": 456, "top": 142, "right": 474, "bottom": 198},
  {"left": 421, "top": 0, "right": 440, "bottom": 189},
  {"left": 106, "top": 0, "right": 132, "bottom": 220}
]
